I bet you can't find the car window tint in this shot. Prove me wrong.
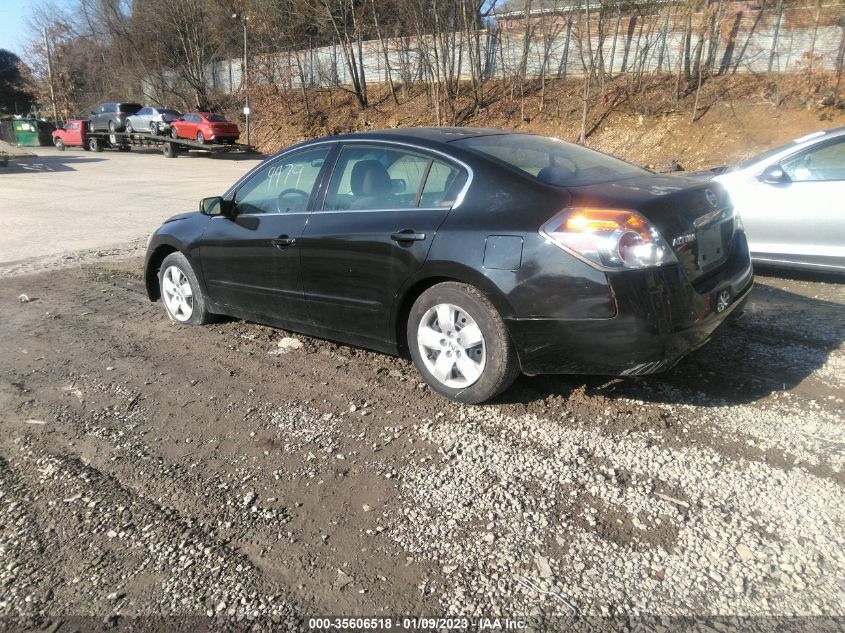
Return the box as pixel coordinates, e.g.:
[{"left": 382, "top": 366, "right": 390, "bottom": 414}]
[
  {"left": 324, "top": 145, "right": 428, "bottom": 211},
  {"left": 206, "top": 114, "right": 227, "bottom": 122},
  {"left": 453, "top": 134, "right": 647, "bottom": 187},
  {"left": 420, "top": 160, "right": 465, "bottom": 208},
  {"left": 235, "top": 147, "right": 329, "bottom": 215},
  {"left": 137, "top": 108, "right": 150, "bottom": 115},
  {"left": 781, "top": 140, "right": 845, "bottom": 182}
]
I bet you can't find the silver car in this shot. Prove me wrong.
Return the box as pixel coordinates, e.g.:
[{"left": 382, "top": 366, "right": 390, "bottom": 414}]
[
  {"left": 125, "top": 106, "right": 182, "bottom": 136},
  {"left": 703, "top": 126, "right": 845, "bottom": 273}
]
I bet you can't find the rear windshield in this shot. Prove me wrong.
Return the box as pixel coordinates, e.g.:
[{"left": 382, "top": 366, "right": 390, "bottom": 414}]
[
  {"left": 119, "top": 103, "right": 143, "bottom": 113},
  {"left": 206, "top": 114, "right": 227, "bottom": 122},
  {"left": 160, "top": 109, "right": 181, "bottom": 116},
  {"left": 452, "top": 134, "right": 647, "bottom": 187}
]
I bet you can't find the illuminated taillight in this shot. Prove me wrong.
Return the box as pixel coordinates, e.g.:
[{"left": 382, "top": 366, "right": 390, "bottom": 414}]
[{"left": 540, "top": 208, "right": 677, "bottom": 269}]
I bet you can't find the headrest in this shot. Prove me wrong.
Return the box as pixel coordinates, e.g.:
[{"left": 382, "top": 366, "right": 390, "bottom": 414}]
[{"left": 351, "top": 160, "right": 392, "bottom": 197}]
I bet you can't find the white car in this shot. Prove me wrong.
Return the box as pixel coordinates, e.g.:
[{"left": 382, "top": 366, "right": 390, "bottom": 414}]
[{"left": 700, "top": 127, "right": 845, "bottom": 273}]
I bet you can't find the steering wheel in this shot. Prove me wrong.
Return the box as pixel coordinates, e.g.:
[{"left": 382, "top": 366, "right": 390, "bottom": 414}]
[{"left": 276, "top": 188, "right": 309, "bottom": 213}]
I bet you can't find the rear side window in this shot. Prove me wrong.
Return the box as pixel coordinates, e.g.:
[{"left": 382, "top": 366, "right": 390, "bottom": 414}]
[
  {"left": 119, "top": 103, "right": 142, "bottom": 113},
  {"left": 453, "top": 134, "right": 646, "bottom": 187},
  {"left": 325, "top": 145, "right": 429, "bottom": 211},
  {"left": 420, "top": 160, "right": 466, "bottom": 208},
  {"left": 137, "top": 107, "right": 151, "bottom": 115},
  {"left": 206, "top": 114, "right": 227, "bottom": 122}
]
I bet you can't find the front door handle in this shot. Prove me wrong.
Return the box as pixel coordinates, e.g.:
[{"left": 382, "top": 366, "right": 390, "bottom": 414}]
[
  {"left": 272, "top": 235, "right": 296, "bottom": 248},
  {"left": 390, "top": 229, "right": 426, "bottom": 243}
]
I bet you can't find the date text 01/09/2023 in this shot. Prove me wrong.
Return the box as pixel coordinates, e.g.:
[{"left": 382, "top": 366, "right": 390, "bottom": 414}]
[{"left": 307, "top": 617, "right": 529, "bottom": 630}]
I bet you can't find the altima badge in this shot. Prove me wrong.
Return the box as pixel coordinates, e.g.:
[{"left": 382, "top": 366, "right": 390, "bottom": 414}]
[{"left": 672, "top": 233, "right": 697, "bottom": 247}]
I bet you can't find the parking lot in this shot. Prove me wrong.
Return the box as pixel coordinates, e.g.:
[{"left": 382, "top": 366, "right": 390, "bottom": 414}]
[
  {"left": 0, "top": 146, "right": 261, "bottom": 272},
  {"left": 0, "top": 149, "right": 843, "bottom": 627}
]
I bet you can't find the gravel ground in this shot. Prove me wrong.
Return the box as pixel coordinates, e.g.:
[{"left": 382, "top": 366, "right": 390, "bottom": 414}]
[{"left": 0, "top": 256, "right": 842, "bottom": 632}]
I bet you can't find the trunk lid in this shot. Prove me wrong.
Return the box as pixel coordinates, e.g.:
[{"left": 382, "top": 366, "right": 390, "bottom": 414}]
[{"left": 568, "top": 174, "right": 736, "bottom": 284}]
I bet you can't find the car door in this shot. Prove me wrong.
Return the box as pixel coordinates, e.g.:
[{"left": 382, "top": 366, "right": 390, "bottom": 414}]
[
  {"left": 300, "top": 142, "right": 467, "bottom": 345},
  {"left": 134, "top": 107, "right": 151, "bottom": 130},
  {"left": 68, "top": 121, "right": 81, "bottom": 145},
  {"left": 198, "top": 145, "right": 332, "bottom": 326},
  {"left": 740, "top": 138, "right": 845, "bottom": 268}
]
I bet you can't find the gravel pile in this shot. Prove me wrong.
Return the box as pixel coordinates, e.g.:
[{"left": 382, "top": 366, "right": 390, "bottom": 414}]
[{"left": 392, "top": 405, "right": 845, "bottom": 617}]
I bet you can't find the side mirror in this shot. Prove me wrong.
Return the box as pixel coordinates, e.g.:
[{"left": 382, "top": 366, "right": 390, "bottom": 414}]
[
  {"left": 759, "top": 164, "right": 789, "bottom": 184},
  {"left": 199, "top": 196, "right": 233, "bottom": 217}
]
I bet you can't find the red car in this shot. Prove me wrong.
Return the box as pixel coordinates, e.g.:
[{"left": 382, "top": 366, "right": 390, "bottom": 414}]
[
  {"left": 170, "top": 113, "right": 239, "bottom": 144},
  {"left": 52, "top": 119, "right": 89, "bottom": 150}
]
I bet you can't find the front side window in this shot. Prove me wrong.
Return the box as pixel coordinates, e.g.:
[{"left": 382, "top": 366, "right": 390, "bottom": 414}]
[
  {"left": 453, "top": 134, "right": 647, "bottom": 187},
  {"left": 781, "top": 140, "right": 845, "bottom": 182},
  {"left": 234, "top": 147, "right": 329, "bottom": 215},
  {"left": 324, "top": 145, "right": 442, "bottom": 211}
]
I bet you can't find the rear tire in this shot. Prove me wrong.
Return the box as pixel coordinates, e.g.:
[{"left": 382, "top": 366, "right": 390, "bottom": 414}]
[
  {"left": 108, "top": 120, "right": 116, "bottom": 133},
  {"left": 158, "top": 252, "right": 213, "bottom": 326},
  {"left": 197, "top": 131, "right": 205, "bottom": 144},
  {"left": 125, "top": 120, "right": 133, "bottom": 134},
  {"left": 151, "top": 122, "right": 159, "bottom": 135},
  {"left": 163, "top": 142, "right": 179, "bottom": 158},
  {"left": 171, "top": 127, "right": 179, "bottom": 139},
  {"left": 88, "top": 137, "right": 103, "bottom": 152},
  {"left": 407, "top": 282, "right": 520, "bottom": 404},
  {"left": 54, "top": 138, "right": 65, "bottom": 151}
]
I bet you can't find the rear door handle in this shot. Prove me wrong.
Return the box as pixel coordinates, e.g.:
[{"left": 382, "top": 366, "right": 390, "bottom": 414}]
[
  {"left": 272, "top": 235, "right": 296, "bottom": 248},
  {"left": 390, "top": 230, "right": 426, "bottom": 243}
]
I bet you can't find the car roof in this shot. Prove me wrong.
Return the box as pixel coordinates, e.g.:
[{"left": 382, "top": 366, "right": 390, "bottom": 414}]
[{"left": 328, "top": 127, "right": 514, "bottom": 144}]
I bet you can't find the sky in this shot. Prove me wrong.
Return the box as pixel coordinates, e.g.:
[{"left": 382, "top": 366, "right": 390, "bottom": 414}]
[{"left": 0, "top": 0, "right": 73, "bottom": 59}]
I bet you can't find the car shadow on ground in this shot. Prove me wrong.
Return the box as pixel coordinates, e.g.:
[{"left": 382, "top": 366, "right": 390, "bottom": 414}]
[
  {"left": 2, "top": 155, "right": 107, "bottom": 173},
  {"left": 501, "top": 279, "right": 844, "bottom": 408}
]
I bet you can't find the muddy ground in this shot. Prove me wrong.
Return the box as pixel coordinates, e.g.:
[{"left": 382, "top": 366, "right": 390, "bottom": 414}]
[{"left": 0, "top": 255, "right": 843, "bottom": 632}]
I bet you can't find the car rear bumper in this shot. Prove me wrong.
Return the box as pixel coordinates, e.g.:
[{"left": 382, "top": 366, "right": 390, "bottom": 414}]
[{"left": 508, "top": 232, "right": 754, "bottom": 376}]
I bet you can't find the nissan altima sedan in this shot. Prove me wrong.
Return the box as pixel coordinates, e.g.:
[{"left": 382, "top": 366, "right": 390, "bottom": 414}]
[
  {"left": 144, "top": 128, "right": 753, "bottom": 403},
  {"left": 704, "top": 126, "right": 845, "bottom": 273}
]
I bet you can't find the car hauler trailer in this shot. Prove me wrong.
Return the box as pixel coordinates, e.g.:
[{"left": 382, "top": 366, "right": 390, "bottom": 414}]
[{"left": 85, "top": 130, "right": 255, "bottom": 158}]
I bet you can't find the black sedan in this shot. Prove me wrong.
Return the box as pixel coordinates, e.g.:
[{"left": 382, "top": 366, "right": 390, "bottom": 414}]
[{"left": 144, "top": 128, "right": 753, "bottom": 403}]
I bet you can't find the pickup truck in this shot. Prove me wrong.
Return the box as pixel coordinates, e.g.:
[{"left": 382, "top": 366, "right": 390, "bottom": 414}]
[{"left": 52, "top": 120, "right": 89, "bottom": 150}]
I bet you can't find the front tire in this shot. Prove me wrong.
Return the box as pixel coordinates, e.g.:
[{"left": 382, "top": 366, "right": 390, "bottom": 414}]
[
  {"left": 407, "top": 282, "right": 520, "bottom": 404},
  {"left": 158, "top": 252, "right": 213, "bottom": 325},
  {"left": 196, "top": 131, "right": 205, "bottom": 144},
  {"left": 108, "top": 120, "right": 116, "bottom": 133},
  {"left": 54, "top": 138, "right": 65, "bottom": 151},
  {"left": 171, "top": 127, "right": 179, "bottom": 139}
]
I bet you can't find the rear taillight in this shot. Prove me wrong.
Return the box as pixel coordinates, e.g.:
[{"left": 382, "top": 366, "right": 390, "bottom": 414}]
[{"left": 541, "top": 208, "right": 677, "bottom": 270}]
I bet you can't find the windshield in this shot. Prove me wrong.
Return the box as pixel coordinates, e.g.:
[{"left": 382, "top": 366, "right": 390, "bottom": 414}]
[
  {"left": 206, "top": 114, "right": 227, "bottom": 122},
  {"left": 452, "top": 134, "right": 648, "bottom": 187},
  {"left": 160, "top": 109, "right": 181, "bottom": 116}
]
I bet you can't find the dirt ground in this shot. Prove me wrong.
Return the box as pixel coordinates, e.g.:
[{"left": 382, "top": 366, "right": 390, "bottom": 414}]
[{"left": 0, "top": 253, "right": 842, "bottom": 631}]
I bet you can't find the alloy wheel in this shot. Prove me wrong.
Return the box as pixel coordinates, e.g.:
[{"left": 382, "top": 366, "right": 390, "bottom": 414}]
[
  {"left": 161, "top": 265, "right": 194, "bottom": 322},
  {"left": 417, "top": 303, "right": 486, "bottom": 388}
]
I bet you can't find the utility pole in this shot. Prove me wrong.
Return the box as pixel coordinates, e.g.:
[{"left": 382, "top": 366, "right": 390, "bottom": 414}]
[
  {"left": 43, "top": 28, "right": 60, "bottom": 125},
  {"left": 232, "top": 13, "right": 250, "bottom": 147}
]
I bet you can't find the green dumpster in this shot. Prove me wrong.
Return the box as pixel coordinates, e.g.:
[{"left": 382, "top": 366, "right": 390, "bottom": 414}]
[{"left": 11, "top": 119, "right": 40, "bottom": 146}]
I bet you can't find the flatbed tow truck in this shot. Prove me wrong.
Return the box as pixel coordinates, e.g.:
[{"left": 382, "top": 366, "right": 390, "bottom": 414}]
[{"left": 85, "top": 130, "right": 255, "bottom": 158}]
